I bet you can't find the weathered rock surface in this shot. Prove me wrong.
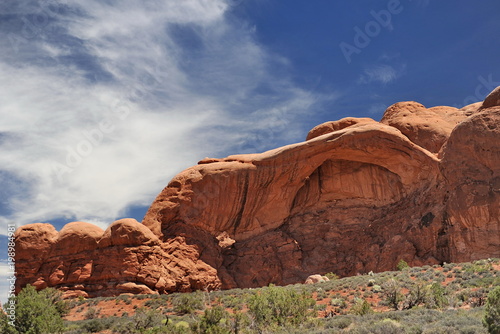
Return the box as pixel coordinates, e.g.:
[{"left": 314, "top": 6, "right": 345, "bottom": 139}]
[
  {"left": 15, "top": 219, "right": 221, "bottom": 298},
  {"left": 380, "top": 102, "right": 466, "bottom": 153},
  {"left": 15, "top": 88, "right": 500, "bottom": 297},
  {"left": 304, "top": 275, "right": 330, "bottom": 284}
]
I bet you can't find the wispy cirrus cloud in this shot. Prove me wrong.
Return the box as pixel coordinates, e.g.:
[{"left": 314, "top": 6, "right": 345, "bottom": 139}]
[
  {"left": 358, "top": 63, "right": 407, "bottom": 85},
  {"left": 0, "top": 0, "right": 328, "bottom": 233}
]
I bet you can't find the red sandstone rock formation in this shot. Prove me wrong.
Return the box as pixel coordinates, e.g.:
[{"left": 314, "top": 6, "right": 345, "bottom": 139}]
[
  {"left": 304, "top": 275, "right": 330, "bottom": 284},
  {"left": 15, "top": 219, "right": 221, "bottom": 298},
  {"left": 15, "top": 89, "right": 500, "bottom": 298}
]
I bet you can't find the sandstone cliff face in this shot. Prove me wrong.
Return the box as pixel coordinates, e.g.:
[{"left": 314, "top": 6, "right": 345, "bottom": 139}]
[
  {"left": 15, "top": 89, "right": 500, "bottom": 297},
  {"left": 15, "top": 219, "right": 221, "bottom": 298}
]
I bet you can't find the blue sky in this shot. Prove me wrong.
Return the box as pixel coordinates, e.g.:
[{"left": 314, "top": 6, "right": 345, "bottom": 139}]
[{"left": 1, "top": 0, "right": 500, "bottom": 301}]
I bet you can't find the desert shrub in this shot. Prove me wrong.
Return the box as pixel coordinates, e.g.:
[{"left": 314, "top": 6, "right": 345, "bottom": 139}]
[
  {"left": 316, "top": 288, "right": 328, "bottom": 300},
  {"left": 367, "top": 318, "right": 402, "bottom": 334},
  {"left": 248, "top": 284, "right": 316, "bottom": 328},
  {"left": 324, "top": 316, "right": 352, "bottom": 329},
  {"left": 466, "top": 260, "right": 493, "bottom": 274},
  {"left": 325, "top": 272, "right": 339, "bottom": 280},
  {"left": 424, "top": 283, "right": 448, "bottom": 309},
  {"left": 117, "top": 294, "right": 131, "bottom": 304},
  {"left": 363, "top": 291, "right": 374, "bottom": 298},
  {"left": 350, "top": 298, "right": 373, "bottom": 316},
  {"left": 421, "top": 325, "right": 460, "bottom": 334},
  {"left": 173, "top": 292, "right": 205, "bottom": 314},
  {"left": 315, "top": 304, "right": 327, "bottom": 311},
  {"left": 227, "top": 311, "right": 250, "bottom": 334},
  {"left": 134, "top": 308, "right": 164, "bottom": 329},
  {"left": 401, "top": 280, "right": 429, "bottom": 310},
  {"left": 382, "top": 279, "right": 403, "bottom": 310},
  {"left": 0, "top": 285, "right": 67, "bottom": 334},
  {"left": 85, "top": 307, "right": 100, "bottom": 320},
  {"left": 80, "top": 317, "right": 118, "bottom": 333},
  {"left": 191, "top": 306, "right": 230, "bottom": 334},
  {"left": 414, "top": 309, "right": 487, "bottom": 334},
  {"left": 484, "top": 286, "right": 500, "bottom": 333},
  {"left": 144, "top": 297, "right": 167, "bottom": 309},
  {"left": 469, "top": 288, "right": 488, "bottom": 307},
  {"left": 112, "top": 308, "right": 164, "bottom": 334},
  {"left": 219, "top": 294, "right": 244, "bottom": 310},
  {"left": 468, "top": 277, "right": 497, "bottom": 289},
  {"left": 397, "top": 260, "right": 410, "bottom": 271},
  {"left": 331, "top": 297, "right": 347, "bottom": 309}
]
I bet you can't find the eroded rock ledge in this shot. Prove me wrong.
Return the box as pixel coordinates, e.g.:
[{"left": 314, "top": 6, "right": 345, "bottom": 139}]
[{"left": 15, "top": 90, "right": 500, "bottom": 298}]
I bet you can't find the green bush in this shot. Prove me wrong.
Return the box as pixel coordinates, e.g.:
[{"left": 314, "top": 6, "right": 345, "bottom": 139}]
[
  {"left": 484, "top": 286, "right": 500, "bottom": 333},
  {"left": 350, "top": 298, "right": 373, "bottom": 316},
  {"left": 248, "top": 285, "right": 316, "bottom": 328},
  {"left": 173, "top": 292, "right": 205, "bottom": 314},
  {"left": 191, "top": 306, "right": 230, "bottom": 334},
  {"left": 325, "top": 316, "right": 352, "bottom": 329},
  {"left": 111, "top": 308, "right": 164, "bottom": 333},
  {"left": 368, "top": 318, "right": 402, "bottom": 334},
  {"left": 397, "top": 260, "right": 410, "bottom": 271},
  {"left": 402, "top": 280, "right": 429, "bottom": 310},
  {"left": 82, "top": 318, "right": 108, "bottom": 333},
  {"left": 316, "top": 288, "right": 327, "bottom": 300},
  {"left": 325, "top": 272, "right": 339, "bottom": 280},
  {"left": 228, "top": 311, "right": 250, "bottom": 334},
  {"left": 0, "top": 285, "right": 67, "bottom": 334},
  {"left": 425, "top": 283, "right": 448, "bottom": 309},
  {"left": 85, "top": 307, "right": 99, "bottom": 320},
  {"left": 219, "top": 294, "right": 244, "bottom": 310},
  {"left": 331, "top": 297, "right": 347, "bottom": 309},
  {"left": 382, "top": 279, "right": 403, "bottom": 310}
]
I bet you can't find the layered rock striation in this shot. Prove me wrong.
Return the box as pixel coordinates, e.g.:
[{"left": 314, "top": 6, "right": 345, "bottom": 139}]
[{"left": 15, "top": 89, "right": 500, "bottom": 298}]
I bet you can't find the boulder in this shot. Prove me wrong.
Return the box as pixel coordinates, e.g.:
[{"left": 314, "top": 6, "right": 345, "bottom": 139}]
[
  {"left": 380, "top": 102, "right": 468, "bottom": 153},
  {"left": 481, "top": 86, "right": 500, "bottom": 109},
  {"left": 304, "top": 275, "right": 330, "bottom": 284},
  {"left": 98, "top": 218, "right": 159, "bottom": 247}
]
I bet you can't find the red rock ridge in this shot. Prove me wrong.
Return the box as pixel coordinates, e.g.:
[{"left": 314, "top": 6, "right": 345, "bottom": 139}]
[{"left": 15, "top": 89, "right": 500, "bottom": 297}]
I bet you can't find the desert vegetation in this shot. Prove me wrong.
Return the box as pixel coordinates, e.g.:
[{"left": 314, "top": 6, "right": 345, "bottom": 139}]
[{"left": 2, "top": 258, "right": 499, "bottom": 333}]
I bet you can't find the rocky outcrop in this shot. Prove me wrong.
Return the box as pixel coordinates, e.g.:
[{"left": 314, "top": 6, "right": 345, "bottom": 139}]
[
  {"left": 379, "top": 102, "right": 469, "bottom": 153},
  {"left": 440, "top": 106, "right": 500, "bottom": 261},
  {"left": 15, "top": 219, "right": 221, "bottom": 298},
  {"left": 15, "top": 88, "right": 500, "bottom": 297},
  {"left": 304, "top": 275, "right": 330, "bottom": 284}
]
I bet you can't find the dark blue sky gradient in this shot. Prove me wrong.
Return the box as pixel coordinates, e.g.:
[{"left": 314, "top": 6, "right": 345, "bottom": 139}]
[{"left": 230, "top": 0, "right": 500, "bottom": 122}]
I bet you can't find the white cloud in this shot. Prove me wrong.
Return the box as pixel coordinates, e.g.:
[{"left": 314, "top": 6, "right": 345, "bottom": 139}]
[
  {"left": 0, "top": 0, "right": 326, "bottom": 234},
  {"left": 358, "top": 64, "right": 406, "bottom": 85}
]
